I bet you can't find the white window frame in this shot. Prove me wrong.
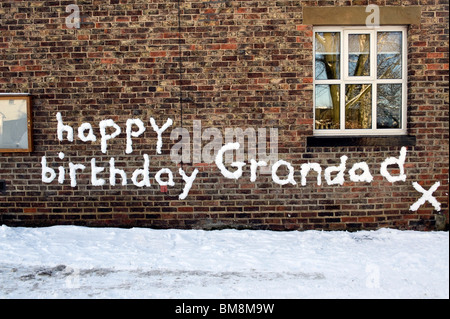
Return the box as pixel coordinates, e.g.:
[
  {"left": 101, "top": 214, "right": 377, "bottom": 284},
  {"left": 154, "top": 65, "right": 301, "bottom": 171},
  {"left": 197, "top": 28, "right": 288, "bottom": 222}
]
[{"left": 313, "top": 26, "right": 408, "bottom": 136}]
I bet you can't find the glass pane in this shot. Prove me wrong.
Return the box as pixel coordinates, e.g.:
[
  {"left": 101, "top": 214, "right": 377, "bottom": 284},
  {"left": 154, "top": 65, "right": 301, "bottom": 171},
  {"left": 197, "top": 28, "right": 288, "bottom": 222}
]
[
  {"left": 377, "top": 31, "right": 402, "bottom": 79},
  {"left": 315, "top": 84, "right": 340, "bottom": 129},
  {"left": 345, "top": 84, "right": 372, "bottom": 129},
  {"left": 348, "top": 34, "right": 370, "bottom": 77},
  {"left": 315, "top": 32, "right": 340, "bottom": 80},
  {"left": 377, "top": 84, "right": 402, "bottom": 129},
  {"left": 0, "top": 98, "right": 29, "bottom": 149}
]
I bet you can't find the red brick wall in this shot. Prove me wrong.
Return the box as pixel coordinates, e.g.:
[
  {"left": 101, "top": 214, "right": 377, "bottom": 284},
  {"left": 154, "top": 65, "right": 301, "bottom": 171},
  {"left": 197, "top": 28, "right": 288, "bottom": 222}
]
[{"left": 0, "top": 0, "right": 448, "bottom": 230}]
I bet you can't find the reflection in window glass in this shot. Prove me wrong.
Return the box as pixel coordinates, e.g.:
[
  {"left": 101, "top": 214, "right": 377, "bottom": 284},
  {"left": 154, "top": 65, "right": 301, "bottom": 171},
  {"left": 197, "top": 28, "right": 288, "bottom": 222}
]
[
  {"left": 315, "top": 32, "right": 340, "bottom": 80},
  {"left": 377, "top": 84, "right": 402, "bottom": 129},
  {"left": 0, "top": 99, "right": 28, "bottom": 149},
  {"left": 377, "top": 32, "right": 402, "bottom": 79},
  {"left": 345, "top": 84, "right": 372, "bottom": 129},
  {"left": 313, "top": 27, "right": 406, "bottom": 135},
  {"left": 348, "top": 34, "right": 370, "bottom": 77},
  {"left": 315, "top": 84, "right": 340, "bottom": 129}
]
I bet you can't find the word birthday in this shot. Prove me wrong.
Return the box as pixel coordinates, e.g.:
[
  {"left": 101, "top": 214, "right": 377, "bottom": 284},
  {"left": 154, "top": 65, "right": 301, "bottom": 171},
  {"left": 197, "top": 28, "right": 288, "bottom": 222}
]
[{"left": 41, "top": 114, "right": 442, "bottom": 211}]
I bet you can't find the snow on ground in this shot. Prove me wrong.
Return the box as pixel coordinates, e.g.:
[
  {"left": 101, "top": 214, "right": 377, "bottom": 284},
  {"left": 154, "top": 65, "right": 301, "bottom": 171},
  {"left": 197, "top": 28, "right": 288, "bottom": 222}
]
[{"left": 0, "top": 225, "right": 448, "bottom": 299}]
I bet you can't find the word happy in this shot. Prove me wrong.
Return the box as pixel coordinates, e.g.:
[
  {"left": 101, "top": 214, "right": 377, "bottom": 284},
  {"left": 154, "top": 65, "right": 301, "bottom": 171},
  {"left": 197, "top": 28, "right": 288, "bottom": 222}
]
[{"left": 41, "top": 114, "right": 442, "bottom": 211}]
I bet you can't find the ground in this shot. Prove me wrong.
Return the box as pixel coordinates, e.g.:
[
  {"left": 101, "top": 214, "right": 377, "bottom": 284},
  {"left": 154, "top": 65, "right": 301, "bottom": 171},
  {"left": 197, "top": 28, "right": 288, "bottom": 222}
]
[{"left": 0, "top": 225, "right": 448, "bottom": 299}]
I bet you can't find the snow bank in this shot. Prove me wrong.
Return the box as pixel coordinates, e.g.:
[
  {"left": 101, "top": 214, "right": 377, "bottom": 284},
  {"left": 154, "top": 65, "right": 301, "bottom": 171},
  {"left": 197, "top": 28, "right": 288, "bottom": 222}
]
[{"left": 0, "top": 225, "right": 448, "bottom": 299}]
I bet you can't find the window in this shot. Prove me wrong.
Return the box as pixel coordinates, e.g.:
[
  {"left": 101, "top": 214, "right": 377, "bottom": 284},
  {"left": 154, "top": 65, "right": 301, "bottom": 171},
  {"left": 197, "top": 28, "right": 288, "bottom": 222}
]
[
  {"left": 0, "top": 94, "right": 33, "bottom": 152},
  {"left": 313, "top": 26, "right": 407, "bottom": 136}
]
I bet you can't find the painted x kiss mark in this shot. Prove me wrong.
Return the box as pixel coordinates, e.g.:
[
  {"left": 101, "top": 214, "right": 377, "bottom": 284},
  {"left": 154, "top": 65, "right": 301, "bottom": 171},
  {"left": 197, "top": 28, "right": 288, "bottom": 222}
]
[{"left": 410, "top": 181, "right": 441, "bottom": 212}]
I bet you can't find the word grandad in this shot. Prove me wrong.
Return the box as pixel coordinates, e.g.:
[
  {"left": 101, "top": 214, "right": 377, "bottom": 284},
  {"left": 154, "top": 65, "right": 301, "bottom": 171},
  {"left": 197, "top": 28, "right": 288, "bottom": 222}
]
[{"left": 41, "top": 114, "right": 442, "bottom": 211}]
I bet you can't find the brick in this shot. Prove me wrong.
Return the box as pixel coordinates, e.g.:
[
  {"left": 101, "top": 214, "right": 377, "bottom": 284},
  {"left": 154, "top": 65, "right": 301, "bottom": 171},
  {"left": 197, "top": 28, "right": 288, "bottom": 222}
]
[
  {"left": 220, "top": 43, "right": 237, "bottom": 50},
  {"left": 100, "top": 58, "right": 117, "bottom": 64},
  {"left": 149, "top": 51, "right": 167, "bottom": 57}
]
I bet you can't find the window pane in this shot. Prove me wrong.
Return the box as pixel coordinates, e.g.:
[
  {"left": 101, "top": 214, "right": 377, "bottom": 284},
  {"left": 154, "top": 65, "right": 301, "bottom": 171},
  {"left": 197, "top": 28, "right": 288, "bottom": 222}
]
[
  {"left": 0, "top": 98, "right": 29, "bottom": 149},
  {"left": 345, "top": 84, "right": 372, "bottom": 129},
  {"left": 315, "top": 32, "right": 340, "bottom": 80},
  {"left": 377, "top": 32, "right": 402, "bottom": 79},
  {"left": 315, "top": 84, "right": 340, "bottom": 129},
  {"left": 377, "top": 84, "right": 402, "bottom": 128},
  {"left": 348, "top": 34, "right": 370, "bottom": 77}
]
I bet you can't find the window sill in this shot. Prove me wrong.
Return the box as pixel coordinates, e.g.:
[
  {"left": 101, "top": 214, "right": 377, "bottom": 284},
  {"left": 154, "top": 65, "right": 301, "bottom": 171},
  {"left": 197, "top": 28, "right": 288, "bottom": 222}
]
[{"left": 306, "top": 135, "right": 416, "bottom": 148}]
